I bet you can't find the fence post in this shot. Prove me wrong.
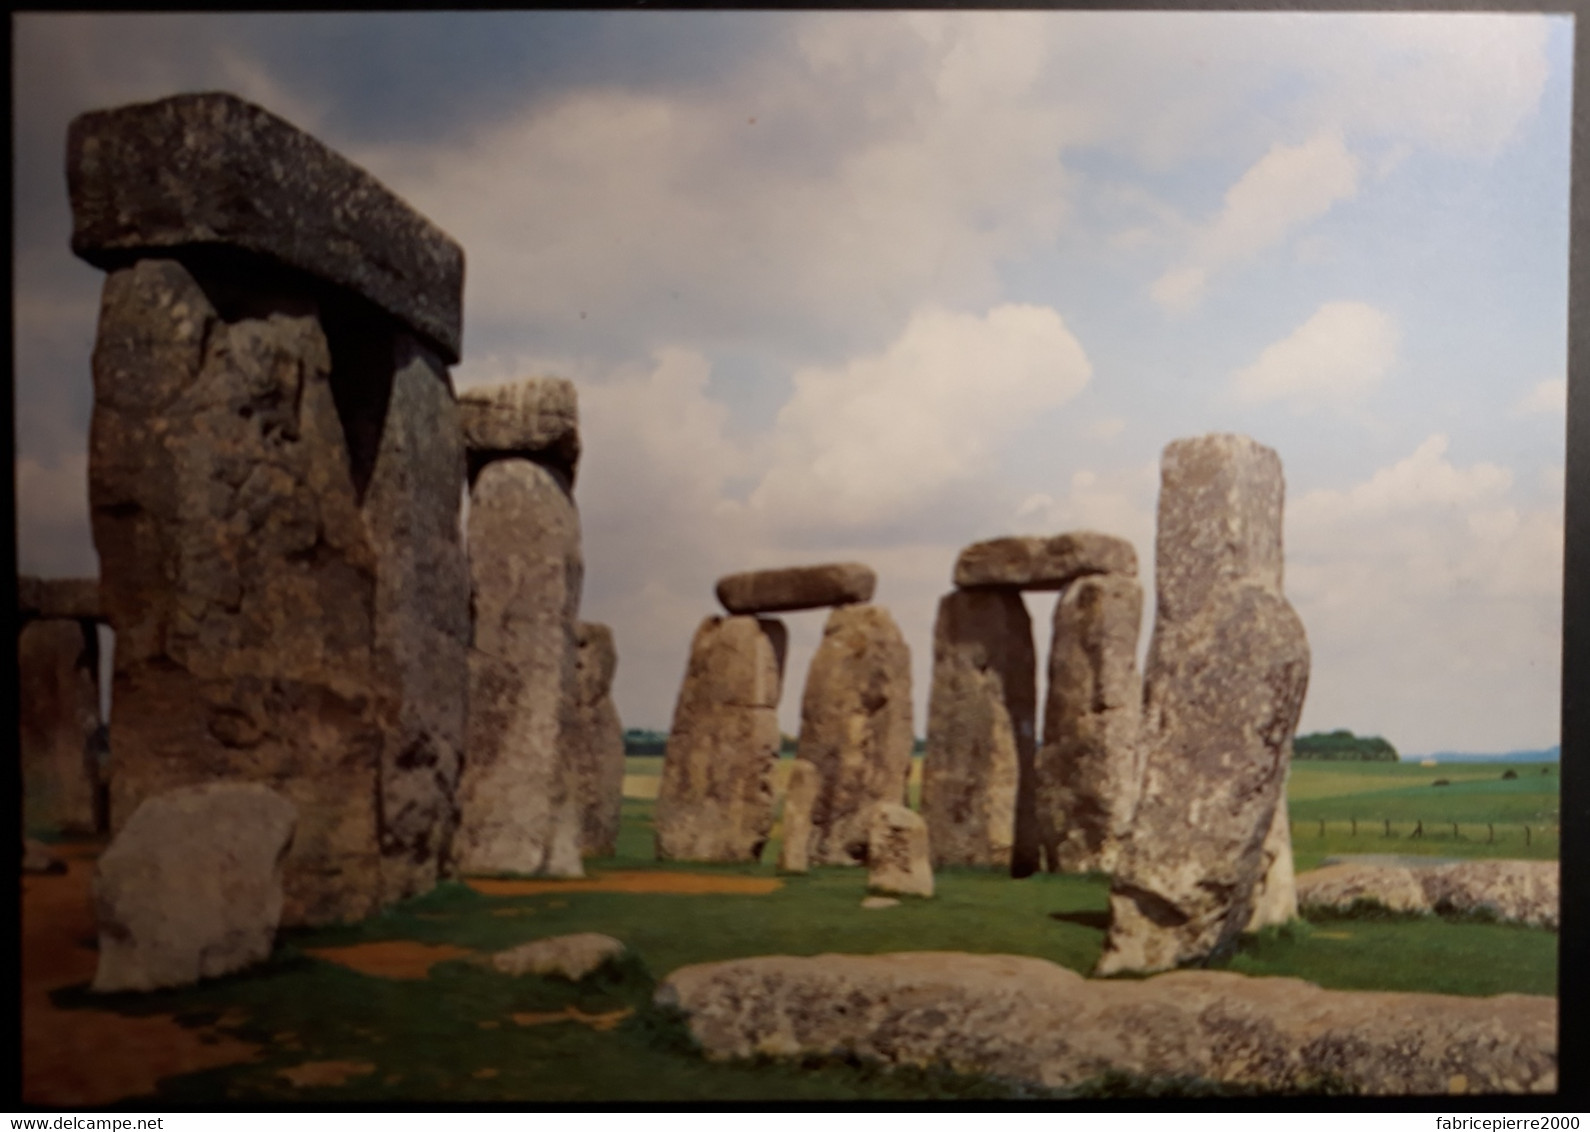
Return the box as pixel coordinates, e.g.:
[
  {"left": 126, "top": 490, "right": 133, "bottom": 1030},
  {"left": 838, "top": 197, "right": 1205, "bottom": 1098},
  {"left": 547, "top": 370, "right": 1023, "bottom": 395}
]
[
  {"left": 1384, "top": 818, "right": 1391, "bottom": 838},
  {"left": 1412, "top": 820, "right": 1423, "bottom": 839},
  {"left": 1452, "top": 821, "right": 1460, "bottom": 840},
  {"left": 1488, "top": 822, "right": 1494, "bottom": 844}
]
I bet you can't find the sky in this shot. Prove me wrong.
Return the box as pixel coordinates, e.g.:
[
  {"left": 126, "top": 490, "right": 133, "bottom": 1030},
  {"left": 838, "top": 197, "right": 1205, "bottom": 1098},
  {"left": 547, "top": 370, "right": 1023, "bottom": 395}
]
[{"left": 12, "top": 11, "right": 1571, "bottom": 757}]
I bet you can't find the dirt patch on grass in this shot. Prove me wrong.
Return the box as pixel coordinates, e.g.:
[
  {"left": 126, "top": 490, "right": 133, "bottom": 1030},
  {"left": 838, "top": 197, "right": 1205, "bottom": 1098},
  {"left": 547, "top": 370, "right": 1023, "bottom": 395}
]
[
  {"left": 22, "top": 841, "right": 262, "bottom": 1107},
  {"left": 509, "top": 1006, "right": 633, "bottom": 1031},
  {"left": 303, "top": 941, "right": 473, "bottom": 980},
  {"left": 465, "top": 870, "right": 784, "bottom": 897},
  {"left": 278, "top": 1060, "right": 377, "bottom": 1088}
]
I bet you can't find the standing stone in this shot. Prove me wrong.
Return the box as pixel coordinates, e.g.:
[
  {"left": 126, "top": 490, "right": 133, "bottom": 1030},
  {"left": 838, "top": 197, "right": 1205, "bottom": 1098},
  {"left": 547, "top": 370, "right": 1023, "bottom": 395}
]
[
  {"left": 920, "top": 590, "right": 1035, "bottom": 868},
  {"left": 570, "top": 621, "right": 625, "bottom": 858},
  {"left": 777, "top": 759, "right": 821, "bottom": 874},
  {"left": 1246, "top": 763, "right": 1299, "bottom": 930},
  {"left": 1098, "top": 435, "right": 1309, "bottom": 975},
  {"left": 655, "top": 615, "right": 788, "bottom": 862},
  {"left": 19, "top": 619, "right": 102, "bottom": 834},
  {"left": 72, "top": 93, "right": 469, "bottom": 926},
  {"left": 866, "top": 803, "right": 934, "bottom": 898},
  {"left": 456, "top": 459, "right": 584, "bottom": 877},
  {"left": 797, "top": 605, "right": 914, "bottom": 865},
  {"left": 1035, "top": 572, "right": 1144, "bottom": 875},
  {"left": 92, "top": 782, "right": 297, "bottom": 993}
]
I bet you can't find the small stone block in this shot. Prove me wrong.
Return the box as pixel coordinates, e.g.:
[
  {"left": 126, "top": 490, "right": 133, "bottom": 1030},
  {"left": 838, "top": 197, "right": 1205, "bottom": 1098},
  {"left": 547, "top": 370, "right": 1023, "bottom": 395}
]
[{"left": 716, "top": 563, "right": 876, "bottom": 615}]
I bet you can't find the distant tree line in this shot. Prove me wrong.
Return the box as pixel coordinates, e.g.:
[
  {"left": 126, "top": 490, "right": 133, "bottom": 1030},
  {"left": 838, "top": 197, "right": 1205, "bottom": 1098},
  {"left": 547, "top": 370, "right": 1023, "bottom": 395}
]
[{"left": 1293, "top": 729, "right": 1398, "bottom": 762}]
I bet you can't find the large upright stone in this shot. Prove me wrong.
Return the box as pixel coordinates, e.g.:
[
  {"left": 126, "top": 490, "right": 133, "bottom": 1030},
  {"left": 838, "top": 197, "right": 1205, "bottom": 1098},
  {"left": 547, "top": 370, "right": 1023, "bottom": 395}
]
[
  {"left": 777, "top": 759, "right": 821, "bottom": 874},
  {"left": 570, "top": 621, "right": 625, "bottom": 858},
  {"left": 866, "top": 803, "right": 934, "bottom": 898},
  {"left": 458, "top": 378, "right": 580, "bottom": 485},
  {"left": 1034, "top": 572, "right": 1144, "bottom": 874},
  {"left": 1098, "top": 435, "right": 1309, "bottom": 975},
  {"left": 655, "top": 615, "right": 788, "bottom": 862},
  {"left": 19, "top": 619, "right": 102, "bottom": 834},
  {"left": 72, "top": 93, "right": 469, "bottom": 926},
  {"left": 92, "top": 782, "right": 297, "bottom": 992},
  {"left": 456, "top": 459, "right": 584, "bottom": 877},
  {"left": 953, "top": 532, "right": 1137, "bottom": 591},
  {"left": 920, "top": 590, "right": 1035, "bottom": 868},
  {"left": 796, "top": 605, "right": 914, "bottom": 865},
  {"left": 715, "top": 563, "right": 875, "bottom": 615}
]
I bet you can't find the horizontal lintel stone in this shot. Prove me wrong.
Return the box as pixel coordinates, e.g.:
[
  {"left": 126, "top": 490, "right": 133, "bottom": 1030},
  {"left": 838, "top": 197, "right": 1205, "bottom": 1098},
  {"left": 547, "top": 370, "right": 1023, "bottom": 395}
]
[
  {"left": 715, "top": 563, "right": 876, "bottom": 615},
  {"left": 17, "top": 575, "right": 102, "bottom": 622},
  {"left": 67, "top": 92, "right": 464, "bottom": 363},
  {"left": 953, "top": 531, "right": 1137, "bottom": 591},
  {"left": 458, "top": 379, "right": 579, "bottom": 475}
]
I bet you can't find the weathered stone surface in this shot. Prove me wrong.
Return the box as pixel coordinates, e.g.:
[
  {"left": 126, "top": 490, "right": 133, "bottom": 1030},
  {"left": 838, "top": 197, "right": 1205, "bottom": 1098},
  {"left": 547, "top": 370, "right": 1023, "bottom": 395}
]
[
  {"left": 569, "top": 622, "right": 625, "bottom": 858},
  {"left": 92, "top": 782, "right": 297, "bottom": 993},
  {"left": 777, "top": 759, "right": 821, "bottom": 874},
  {"left": 1099, "top": 435, "right": 1309, "bottom": 975},
  {"left": 867, "top": 804, "right": 934, "bottom": 898},
  {"left": 1246, "top": 766, "right": 1299, "bottom": 931},
  {"left": 17, "top": 576, "right": 101, "bottom": 622},
  {"left": 456, "top": 459, "right": 584, "bottom": 878},
  {"left": 715, "top": 563, "right": 875, "bottom": 615},
  {"left": 920, "top": 590, "right": 1035, "bottom": 868},
  {"left": 87, "top": 251, "right": 468, "bottom": 927},
  {"left": 796, "top": 605, "right": 914, "bottom": 865},
  {"left": 68, "top": 93, "right": 463, "bottom": 361},
  {"left": 953, "top": 531, "right": 1137, "bottom": 591},
  {"left": 491, "top": 933, "right": 626, "bottom": 981},
  {"left": 1296, "top": 860, "right": 1558, "bottom": 929},
  {"left": 1295, "top": 863, "right": 1430, "bottom": 916},
  {"left": 458, "top": 378, "right": 579, "bottom": 483},
  {"left": 1034, "top": 573, "right": 1143, "bottom": 874},
  {"left": 655, "top": 615, "right": 788, "bottom": 862},
  {"left": 22, "top": 837, "right": 66, "bottom": 875},
  {"left": 860, "top": 896, "right": 900, "bottom": 909},
  {"left": 1418, "top": 860, "right": 1558, "bottom": 929},
  {"left": 657, "top": 953, "right": 1555, "bottom": 1095},
  {"left": 1152, "top": 435, "right": 1284, "bottom": 625},
  {"left": 19, "top": 619, "right": 102, "bottom": 835}
]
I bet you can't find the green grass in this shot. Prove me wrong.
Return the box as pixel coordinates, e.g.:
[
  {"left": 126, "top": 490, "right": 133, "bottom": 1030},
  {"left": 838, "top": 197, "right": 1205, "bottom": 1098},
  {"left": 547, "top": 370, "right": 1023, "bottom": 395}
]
[{"left": 49, "top": 760, "right": 1557, "bottom": 1104}]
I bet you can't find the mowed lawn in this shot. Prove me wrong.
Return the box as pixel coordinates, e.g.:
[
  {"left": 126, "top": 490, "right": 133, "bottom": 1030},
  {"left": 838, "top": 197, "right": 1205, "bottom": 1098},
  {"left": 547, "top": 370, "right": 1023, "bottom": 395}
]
[{"left": 31, "top": 754, "right": 1557, "bottom": 1105}]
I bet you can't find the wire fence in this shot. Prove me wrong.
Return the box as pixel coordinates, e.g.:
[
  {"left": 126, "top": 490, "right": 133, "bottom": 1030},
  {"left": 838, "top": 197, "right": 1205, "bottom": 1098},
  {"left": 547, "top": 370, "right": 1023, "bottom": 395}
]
[{"left": 1302, "top": 816, "right": 1560, "bottom": 845}]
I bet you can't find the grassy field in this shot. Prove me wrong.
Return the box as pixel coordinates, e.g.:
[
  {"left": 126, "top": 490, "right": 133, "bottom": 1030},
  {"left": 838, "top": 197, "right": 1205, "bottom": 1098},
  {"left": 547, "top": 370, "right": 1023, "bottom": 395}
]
[{"left": 39, "top": 755, "right": 1557, "bottom": 1104}]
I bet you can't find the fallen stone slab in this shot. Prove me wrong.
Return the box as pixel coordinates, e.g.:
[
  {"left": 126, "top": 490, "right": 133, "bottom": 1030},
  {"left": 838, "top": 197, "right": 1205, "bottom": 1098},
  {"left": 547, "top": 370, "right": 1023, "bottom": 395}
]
[
  {"left": 68, "top": 92, "right": 463, "bottom": 360},
  {"left": 715, "top": 563, "right": 875, "bottom": 615},
  {"left": 1297, "top": 860, "right": 1558, "bottom": 929},
  {"left": 860, "top": 896, "right": 900, "bottom": 910},
  {"left": 953, "top": 532, "right": 1137, "bottom": 591},
  {"left": 17, "top": 575, "right": 101, "bottom": 622},
  {"left": 657, "top": 952, "right": 1555, "bottom": 1095},
  {"left": 1418, "top": 860, "right": 1558, "bottom": 929},
  {"left": 491, "top": 933, "right": 626, "bottom": 981},
  {"left": 92, "top": 782, "right": 297, "bottom": 993},
  {"left": 458, "top": 378, "right": 580, "bottom": 484}
]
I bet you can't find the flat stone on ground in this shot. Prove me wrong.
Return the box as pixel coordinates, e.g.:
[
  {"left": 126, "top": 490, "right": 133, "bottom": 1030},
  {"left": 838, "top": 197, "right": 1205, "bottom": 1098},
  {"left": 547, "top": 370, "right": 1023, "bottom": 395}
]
[
  {"left": 491, "top": 933, "right": 626, "bottom": 981},
  {"left": 715, "top": 563, "right": 875, "bottom": 615},
  {"left": 953, "top": 532, "right": 1137, "bottom": 591},
  {"left": 657, "top": 952, "right": 1555, "bottom": 1095}
]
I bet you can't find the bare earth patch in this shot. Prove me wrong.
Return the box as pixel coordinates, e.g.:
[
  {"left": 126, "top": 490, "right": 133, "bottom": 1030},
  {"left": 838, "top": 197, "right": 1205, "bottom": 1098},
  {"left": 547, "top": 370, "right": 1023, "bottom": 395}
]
[
  {"left": 510, "top": 1006, "right": 633, "bottom": 1031},
  {"left": 22, "top": 841, "right": 263, "bottom": 1106},
  {"left": 277, "top": 1060, "right": 377, "bottom": 1088},
  {"left": 466, "top": 870, "right": 783, "bottom": 897},
  {"left": 303, "top": 941, "right": 474, "bottom": 980}
]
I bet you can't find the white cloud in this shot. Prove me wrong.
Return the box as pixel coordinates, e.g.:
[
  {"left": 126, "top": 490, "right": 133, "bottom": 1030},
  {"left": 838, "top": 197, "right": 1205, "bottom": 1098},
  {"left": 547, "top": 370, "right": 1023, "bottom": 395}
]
[
  {"left": 748, "top": 304, "right": 1092, "bottom": 530},
  {"left": 1231, "top": 301, "right": 1398, "bottom": 408},
  {"left": 15, "top": 450, "right": 98, "bottom": 578},
  {"left": 1513, "top": 377, "right": 1566, "bottom": 416},
  {"left": 1285, "top": 435, "right": 1558, "bottom": 752},
  {"left": 1153, "top": 132, "right": 1359, "bottom": 311}
]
